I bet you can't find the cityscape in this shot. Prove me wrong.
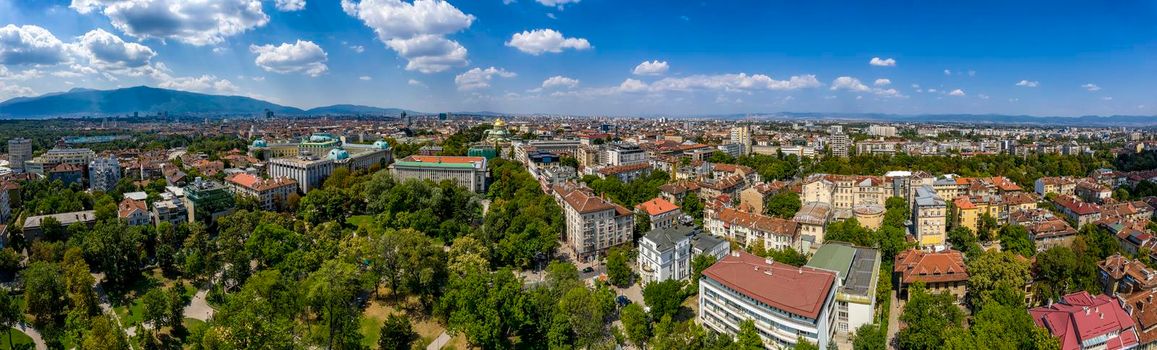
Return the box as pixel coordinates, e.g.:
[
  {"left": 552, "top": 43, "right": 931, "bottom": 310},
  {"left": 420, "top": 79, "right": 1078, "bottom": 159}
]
[{"left": 1, "top": 1, "right": 1156, "bottom": 350}]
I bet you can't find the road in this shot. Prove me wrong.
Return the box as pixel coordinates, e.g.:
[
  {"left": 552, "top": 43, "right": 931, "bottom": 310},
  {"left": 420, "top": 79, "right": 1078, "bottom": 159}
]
[
  {"left": 887, "top": 291, "right": 901, "bottom": 349},
  {"left": 15, "top": 323, "right": 46, "bottom": 350}
]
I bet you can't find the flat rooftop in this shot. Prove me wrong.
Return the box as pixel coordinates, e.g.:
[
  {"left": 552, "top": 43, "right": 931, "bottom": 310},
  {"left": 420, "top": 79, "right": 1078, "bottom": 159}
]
[{"left": 805, "top": 242, "right": 880, "bottom": 298}]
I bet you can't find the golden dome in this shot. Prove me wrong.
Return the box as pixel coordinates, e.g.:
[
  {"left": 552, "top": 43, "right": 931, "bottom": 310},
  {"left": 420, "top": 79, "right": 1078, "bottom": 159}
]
[{"left": 493, "top": 118, "right": 506, "bottom": 127}]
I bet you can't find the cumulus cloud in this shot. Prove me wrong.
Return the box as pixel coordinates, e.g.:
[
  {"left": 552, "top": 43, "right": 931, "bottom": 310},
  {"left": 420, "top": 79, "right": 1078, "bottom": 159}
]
[
  {"left": 618, "top": 78, "right": 649, "bottom": 93},
  {"left": 647, "top": 73, "right": 821, "bottom": 92},
  {"left": 158, "top": 74, "right": 239, "bottom": 93},
  {"left": 632, "top": 60, "right": 669, "bottom": 76},
  {"left": 536, "top": 0, "right": 579, "bottom": 9},
  {"left": 1016, "top": 80, "right": 1039, "bottom": 88},
  {"left": 341, "top": 0, "right": 475, "bottom": 73},
  {"left": 275, "top": 0, "right": 306, "bottom": 11},
  {"left": 830, "top": 76, "right": 870, "bottom": 92},
  {"left": 76, "top": 28, "right": 156, "bottom": 69},
  {"left": 1082, "top": 83, "right": 1101, "bottom": 92},
  {"left": 948, "top": 89, "right": 966, "bottom": 96},
  {"left": 505, "top": 29, "right": 591, "bottom": 55},
  {"left": 542, "top": 75, "right": 579, "bottom": 89},
  {"left": 408, "top": 79, "right": 426, "bottom": 88},
  {"left": 249, "top": 40, "right": 328, "bottom": 77},
  {"left": 70, "top": 0, "right": 270, "bottom": 46},
  {"left": 869, "top": 57, "right": 896, "bottom": 67},
  {"left": 874, "top": 78, "right": 891, "bottom": 87},
  {"left": 943, "top": 69, "right": 952, "bottom": 75},
  {"left": 455, "top": 66, "right": 515, "bottom": 90},
  {"left": 0, "top": 81, "right": 34, "bottom": 98},
  {"left": 359, "top": 76, "right": 371, "bottom": 81},
  {"left": 350, "top": 45, "right": 365, "bottom": 53},
  {"left": 0, "top": 24, "right": 69, "bottom": 65}
]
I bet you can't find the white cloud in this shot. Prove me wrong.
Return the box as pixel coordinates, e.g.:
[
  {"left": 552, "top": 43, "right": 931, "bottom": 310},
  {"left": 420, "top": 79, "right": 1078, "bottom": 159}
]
[
  {"left": 542, "top": 75, "right": 579, "bottom": 89},
  {"left": 632, "top": 60, "right": 669, "bottom": 76},
  {"left": 359, "top": 76, "right": 371, "bottom": 81},
  {"left": 341, "top": 0, "right": 475, "bottom": 73},
  {"left": 869, "top": 57, "right": 896, "bottom": 67},
  {"left": 408, "top": 79, "right": 426, "bottom": 88},
  {"left": 618, "top": 78, "right": 648, "bottom": 93},
  {"left": 384, "top": 35, "right": 468, "bottom": 73},
  {"left": 967, "top": 70, "right": 976, "bottom": 77},
  {"left": 1082, "top": 83, "right": 1101, "bottom": 92},
  {"left": 1102, "top": 96, "right": 1113, "bottom": 101},
  {"left": 830, "top": 76, "right": 870, "bottom": 92},
  {"left": 249, "top": 40, "right": 328, "bottom": 77},
  {"left": 648, "top": 73, "right": 821, "bottom": 92},
  {"left": 1016, "top": 80, "right": 1039, "bottom": 88},
  {"left": 70, "top": 0, "right": 270, "bottom": 46},
  {"left": 0, "top": 81, "right": 34, "bottom": 98},
  {"left": 943, "top": 69, "right": 952, "bottom": 75},
  {"left": 536, "top": 0, "right": 579, "bottom": 9},
  {"left": 350, "top": 45, "right": 365, "bottom": 53},
  {"left": 505, "top": 29, "right": 591, "bottom": 55},
  {"left": 454, "top": 66, "right": 515, "bottom": 90},
  {"left": 275, "top": 0, "right": 306, "bottom": 11},
  {"left": 948, "top": 89, "right": 965, "bottom": 96},
  {"left": 873, "top": 78, "right": 891, "bottom": 87},
  {"left": 76, "top": 28, "right": 156, "bottom": 69},
  {"left": 158, "top": 74, "right": 239, "bottom": 93},
  {"left": 546, "top": 13, "right": 556, "bottom": 19},
  {"left": 978, "top": 94, "right": 990, "bottom": 100},
  {"left": 0, "top": 24, "right": 69, "bottom": 65}
]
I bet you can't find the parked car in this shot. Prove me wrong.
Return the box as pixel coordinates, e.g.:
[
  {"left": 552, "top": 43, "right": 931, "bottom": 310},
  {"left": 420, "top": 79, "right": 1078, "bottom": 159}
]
[
  {"left": 582, "top": 266, "right": 595, "bottom": 273},
  {"left": 616, "top": 295, "right": 631, "bottom": 307}
]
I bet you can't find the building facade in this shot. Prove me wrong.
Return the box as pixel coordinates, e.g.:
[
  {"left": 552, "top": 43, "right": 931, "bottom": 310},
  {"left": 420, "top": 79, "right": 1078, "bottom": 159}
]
[
  {"left": 6, "top": 138, "right": 31, "bottom": 173},
  {"left": 224, "top": 173, "right": 298, "bottom": 211},
  {"left": 389, "top": 155, "right": 489, "bottom": 193},
  {"left": 89, "top": 155, "right": 122, "bottom": 192},
  {"left": 914, "top": 186, "right": 947, "bottom": 248},
  {"left": 553, "top": 183, "right": 633, "bottom": 261},
  {"left": 268, "top": 157, "right": 336, "bottom": 194}
]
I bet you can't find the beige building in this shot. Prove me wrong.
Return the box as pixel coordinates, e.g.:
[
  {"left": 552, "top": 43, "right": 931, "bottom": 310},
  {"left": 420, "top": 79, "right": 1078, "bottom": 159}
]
[
  {"left": 224, "top": 173, "right": 298, "bottom": 211},
  {"left": 705, "top": 206, "right": 800, "bottom": 252},
  {"left": 794, "top": 202, "right": 832, "bottom": 245},
  {"left": 552, "top": 183, "right": 633, "bottom": 261},
  {"left": 914, "top": 186, "right": 947, "bottom": 248},
  {"left": 388, "top": 155, "right": 489, "bottom": 193}
]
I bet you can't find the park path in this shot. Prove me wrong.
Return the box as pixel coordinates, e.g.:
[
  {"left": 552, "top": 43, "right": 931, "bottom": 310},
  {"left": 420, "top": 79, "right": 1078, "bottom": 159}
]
[
  {"left": 887, "top": 291, "right": 901, "bottom": 350},
  {"left": 92, "top": 273, "right": 136, "bottom": 350},
  {"left": 15, "top": 323, "right": 46, "bottom": 350},
  {"left": 426, "top": 331, "right": 451, "bottom": 350},
  {"left": 183, "top": 288, "right": 214, "bottom": 321}
]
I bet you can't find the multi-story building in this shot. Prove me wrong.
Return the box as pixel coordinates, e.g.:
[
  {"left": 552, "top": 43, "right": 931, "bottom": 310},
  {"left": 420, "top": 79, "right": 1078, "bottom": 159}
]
[
  {"left": 604, "top": 143, "right": 647, "bottom": 166},
  {"left": 794, "top": 202, "right": 832, "bottom": 245},
  {"left": 88, "top": 155, "right": 121, "bottom": 192},
  {"left": 1035, "top": 176, "right": 1077, "bottom": 197},
  {"left": 805, "top": 243, "right": 881, "bottom": 335},
  {"left": 389, "top": 155, "right": 489, "bottom": 194},
  {"left": 1098, "top": 254, "right": 1157, "bottom": 296},
  {"left": 0, "top": 180, "right": 10, "bottom": 223},
  {"left": 705, "top": 206, "right": 800, "bottom": 252},
  {"left": 47, "top": 163, "right": 84, "bottom": 186},
  {"left": 152, "top": 192, "right": 188, "bottom": 227},
  {"left": 801, "top": 174, "right": 888, "bottom": 218},
  {"left": 1010, "top": 209, "right": 1078, "bottom": 251},
  {"left": 268, "top": 156, "right": 336, "bottom": 194},
  {"left": 855, "top": 140, "right": 899, "bottom": 156},
  {"left": 24, "top": 145, "right": 95, "bottom": 175},
  {"left": 635, "top": 197, "right": 682, "bottom": 230},
  {"left": 699, "top": 251, "right": 837, "bottom": 349},
  {"left": 224, "top": 173, "right": 298, "bottom": 211},
  {"left": 829, "top": 132, "right": 850, "bottom": 158},
  {"left": 730, "top": 125, "right": 752, "bottom": 156},
  {"left": 552, "top": 183, "right": 633, "bottom": 261},
  {"left": 117, "top": 198, "right": 151, "bottom": 226},
  {"left": 866, "top": 125, "right": 897, "bottom": 137},
  {"left": 913, "top": 185, "right": 947, "bottom": 248},
  {"left": 6, "top": 138, "right": 31, "bottom": 173},
  {"left": 183, "top": 178, "right": 236, "bottom": 224},
  {"left": 894, "top": 249, "right": 968, "bottom": 301},
  {"left": 638, "top": 226, "right": 729, "bottom": 284},
  {"left": 1053, "top": 195, "right": 1102, "bottom": 227},
  {"left": 1030, "top": 291, "right": 1139, "bottom": 350},
  {"left": 22, "top": 210, "right": 97, "bottom": 241}
]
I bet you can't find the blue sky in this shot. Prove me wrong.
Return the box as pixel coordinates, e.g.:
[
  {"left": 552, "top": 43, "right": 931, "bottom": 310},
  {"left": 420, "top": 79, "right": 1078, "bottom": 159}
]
[{"left": 0, "top": 0, "right": 1154, "bottom": 117}]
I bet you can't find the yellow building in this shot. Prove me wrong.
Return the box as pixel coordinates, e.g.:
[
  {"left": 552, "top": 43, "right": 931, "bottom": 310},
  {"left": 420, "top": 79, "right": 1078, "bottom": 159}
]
[{"left": 954, "top": 196, "right": 980, "bottom": 232}]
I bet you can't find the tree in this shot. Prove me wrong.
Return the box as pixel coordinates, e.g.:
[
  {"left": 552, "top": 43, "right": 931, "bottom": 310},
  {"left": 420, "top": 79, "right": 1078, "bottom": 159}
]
[
  {"left": 884, "top": 197, "right": 911, "bottom": 229},
  {"left": 765, "top": 191, "right": 801, "bottom": 218},
  {"left": 690, "top": 254, "right": 717, "bottom": 287},
  {"left": 1034, "top": 246, "right": 1098, "bottom": 301},
  {"left": 897, "top": 283, "right": 964, "bottom": 350},
  {"left": 947, "top": 226, "right": 982, "bottom": 259},
  {"left": 76, "top": 221, "right": 147, "bottom": 288},
  {"left": 22, "top": 262, "right": 66, "bottom": 332},
  {"left": 681, "top": 192, "right": 704, "bottom": 227},
  {"left": 793, "top": 337, "right": 820, "bottom": 350},
  {"left": 0, "top": 293, "right": 22, "bottom": 350},
  {"left": 375, "top": 228, "right": 447, "bottom": 307},
  {"left": 765, "top": 247, "right": 808, "bottom": 267},
  {"left": 142, "top": 288, "right": 170, "bottom": 330},
  {"left": 438, "top": 268, "right": 528, "bottom": 349},
  {"left": 967, "top": 251, "right": 1031, "bottom": 310},
  {"left": 82, "top": 315, "right": 129, "bottom": 350},
  {"left": 306, "top": 260, "right": 366, "bottom": 349},
  {"left": 978, "top": 213, "right": 999, "bottom": 242},
  {"left": 642, "top": 279, "right": 685, "bottom": 320},
  {"left": 620, "top": 303, "right": 650, "bottom": 349},
  {"left": 606, "top": 246, "right": 633, "bottom": 287},
  {"left": 378, "top": 314, "right": 418, "bottom": 350},
  {"left": 555, "top": 285, "right": 615, "bottom": 347},
  {"left": 999, "top": 225, "right": 1036, "bottom": 257},
  {"left": 734, "top": 319, "right": 763, "bottom": 350},
  {"left": 943, "top": 302, "right": 1059, "bottom": 350},
  {"left": 852, "top": 323, "right": 886, "bottom": 350}
]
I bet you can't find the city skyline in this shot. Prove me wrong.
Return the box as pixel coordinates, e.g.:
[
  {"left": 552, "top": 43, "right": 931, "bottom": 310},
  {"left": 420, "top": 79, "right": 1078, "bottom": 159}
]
[{"left": 1, "top": 0, "right": 1155, "bottom": 117}]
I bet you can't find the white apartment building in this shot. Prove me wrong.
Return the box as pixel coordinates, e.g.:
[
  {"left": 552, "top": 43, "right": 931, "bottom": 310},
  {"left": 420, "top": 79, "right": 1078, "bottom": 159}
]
[
  {"left": 25, "top": 146, "right": 95, "bottom": 175},
  {"left": 638, "top": 226, "right": 730, "bottom": 284},
  {"left": 828, "top": 132, "right": 850, "bottom": 158},
  {"left": 89, "top": 155, "right": 121, "bottom": 192},
  {"left": 603, "top": 143, "right": 647, "bottom": 166},
  {"left": 388, "top": 155, "right": 489, "bottom": 193},
  {"left": 866, "top": 125, "right": 897, "bottom": 137},
  {"left": 152, "top": 192, "right": 188, "bottom": 228},
  {"left": 699, "top": 251, "right": 837, "bottom": 349},
  {"left": 730, "top": 125, "right": 753, "bottom": 156},
  {"left": 268, "top": 156, "right": 336, "bottom": 194},
  {"left": 914, "top": 185, "right": 947, "bottom": 248},
  {"left": 553, "top": 183, "right": 633, "bottom": 261}
]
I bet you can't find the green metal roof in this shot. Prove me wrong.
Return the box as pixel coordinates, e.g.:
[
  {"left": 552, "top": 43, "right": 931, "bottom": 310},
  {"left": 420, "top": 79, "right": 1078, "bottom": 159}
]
[{"left": 805, "top": 243, "right": 856, "bottom": 279}]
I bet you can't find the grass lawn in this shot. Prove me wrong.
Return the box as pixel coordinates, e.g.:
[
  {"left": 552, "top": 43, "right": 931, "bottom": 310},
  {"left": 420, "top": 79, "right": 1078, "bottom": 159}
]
[
  {"left": 360, "top": 293, "right": 467, "bottom": 350},
  {"left": 0, "top": 327, "right": 34, "bottom": 350},
  {"left": 184, "top": 318, "right": 206, "bottom": 335},
  {"left": 348, "top": 215, "right": 374, "bottom": 229}
]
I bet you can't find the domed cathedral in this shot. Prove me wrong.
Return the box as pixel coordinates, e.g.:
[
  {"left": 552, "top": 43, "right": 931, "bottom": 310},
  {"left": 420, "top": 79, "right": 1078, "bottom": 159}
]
[
  {"left": 484, "top": 117, "right": 513, "bottom": 143},
  {"left": 472, "top": 117, "right": 515, "bottom": 159}
]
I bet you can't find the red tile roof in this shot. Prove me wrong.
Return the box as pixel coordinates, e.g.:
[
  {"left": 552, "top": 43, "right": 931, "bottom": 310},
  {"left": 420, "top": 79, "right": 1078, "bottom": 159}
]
[
  {"left": 1054, "top": 195, "right": 1102, "bottom": 216},
  {"left": 702, "top": 251, "right": 836, "bottom": 319},
  {"left": 226, "top": 173, "right": 297, "bottom": 192},
  {"left": 597, "top": 163, "right": 651, "bottom": 176},
  {"left": 117, "top": 198, "right": 147, "bottom": 219},
  {"left": 636, "top": 197, "right": 680, "bottom": 216},
  {"left": 1030, "top": 291, "right": 1138, "bottom": 350},
  {"left": 894, "top": 249, "right": 969, "bottom": 284}
]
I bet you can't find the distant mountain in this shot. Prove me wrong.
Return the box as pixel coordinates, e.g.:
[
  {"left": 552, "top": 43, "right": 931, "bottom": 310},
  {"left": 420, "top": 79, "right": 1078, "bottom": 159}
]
[
  {"left": 0, "top": 86, "right": 304, "bottom": 118},
  {"left": 304, "top": 104, "right": 415, "bottom": 116}
]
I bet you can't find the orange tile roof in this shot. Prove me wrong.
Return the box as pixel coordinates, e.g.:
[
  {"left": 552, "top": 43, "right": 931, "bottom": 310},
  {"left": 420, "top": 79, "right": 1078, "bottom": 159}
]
[
  {"left": 953, "top": 196, "right": 977, "bottom": 210},
  {"left": 635, "top": 197, "right": 680, "bottom": 216},
  {"left": 717, "top": 207, "right": 798, "bottom": 237},
  {"left": 894, "top": 249, "right": 969, "bottom": 285}
]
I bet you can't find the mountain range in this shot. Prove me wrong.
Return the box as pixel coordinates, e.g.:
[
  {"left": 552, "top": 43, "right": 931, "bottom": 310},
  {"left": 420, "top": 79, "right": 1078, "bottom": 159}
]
[
  {"left": 0, "top": 86, "right": 1154, "bottom": 127},
  {"left": 0, "top": 86, "right": 417, "bottom": 118}
]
